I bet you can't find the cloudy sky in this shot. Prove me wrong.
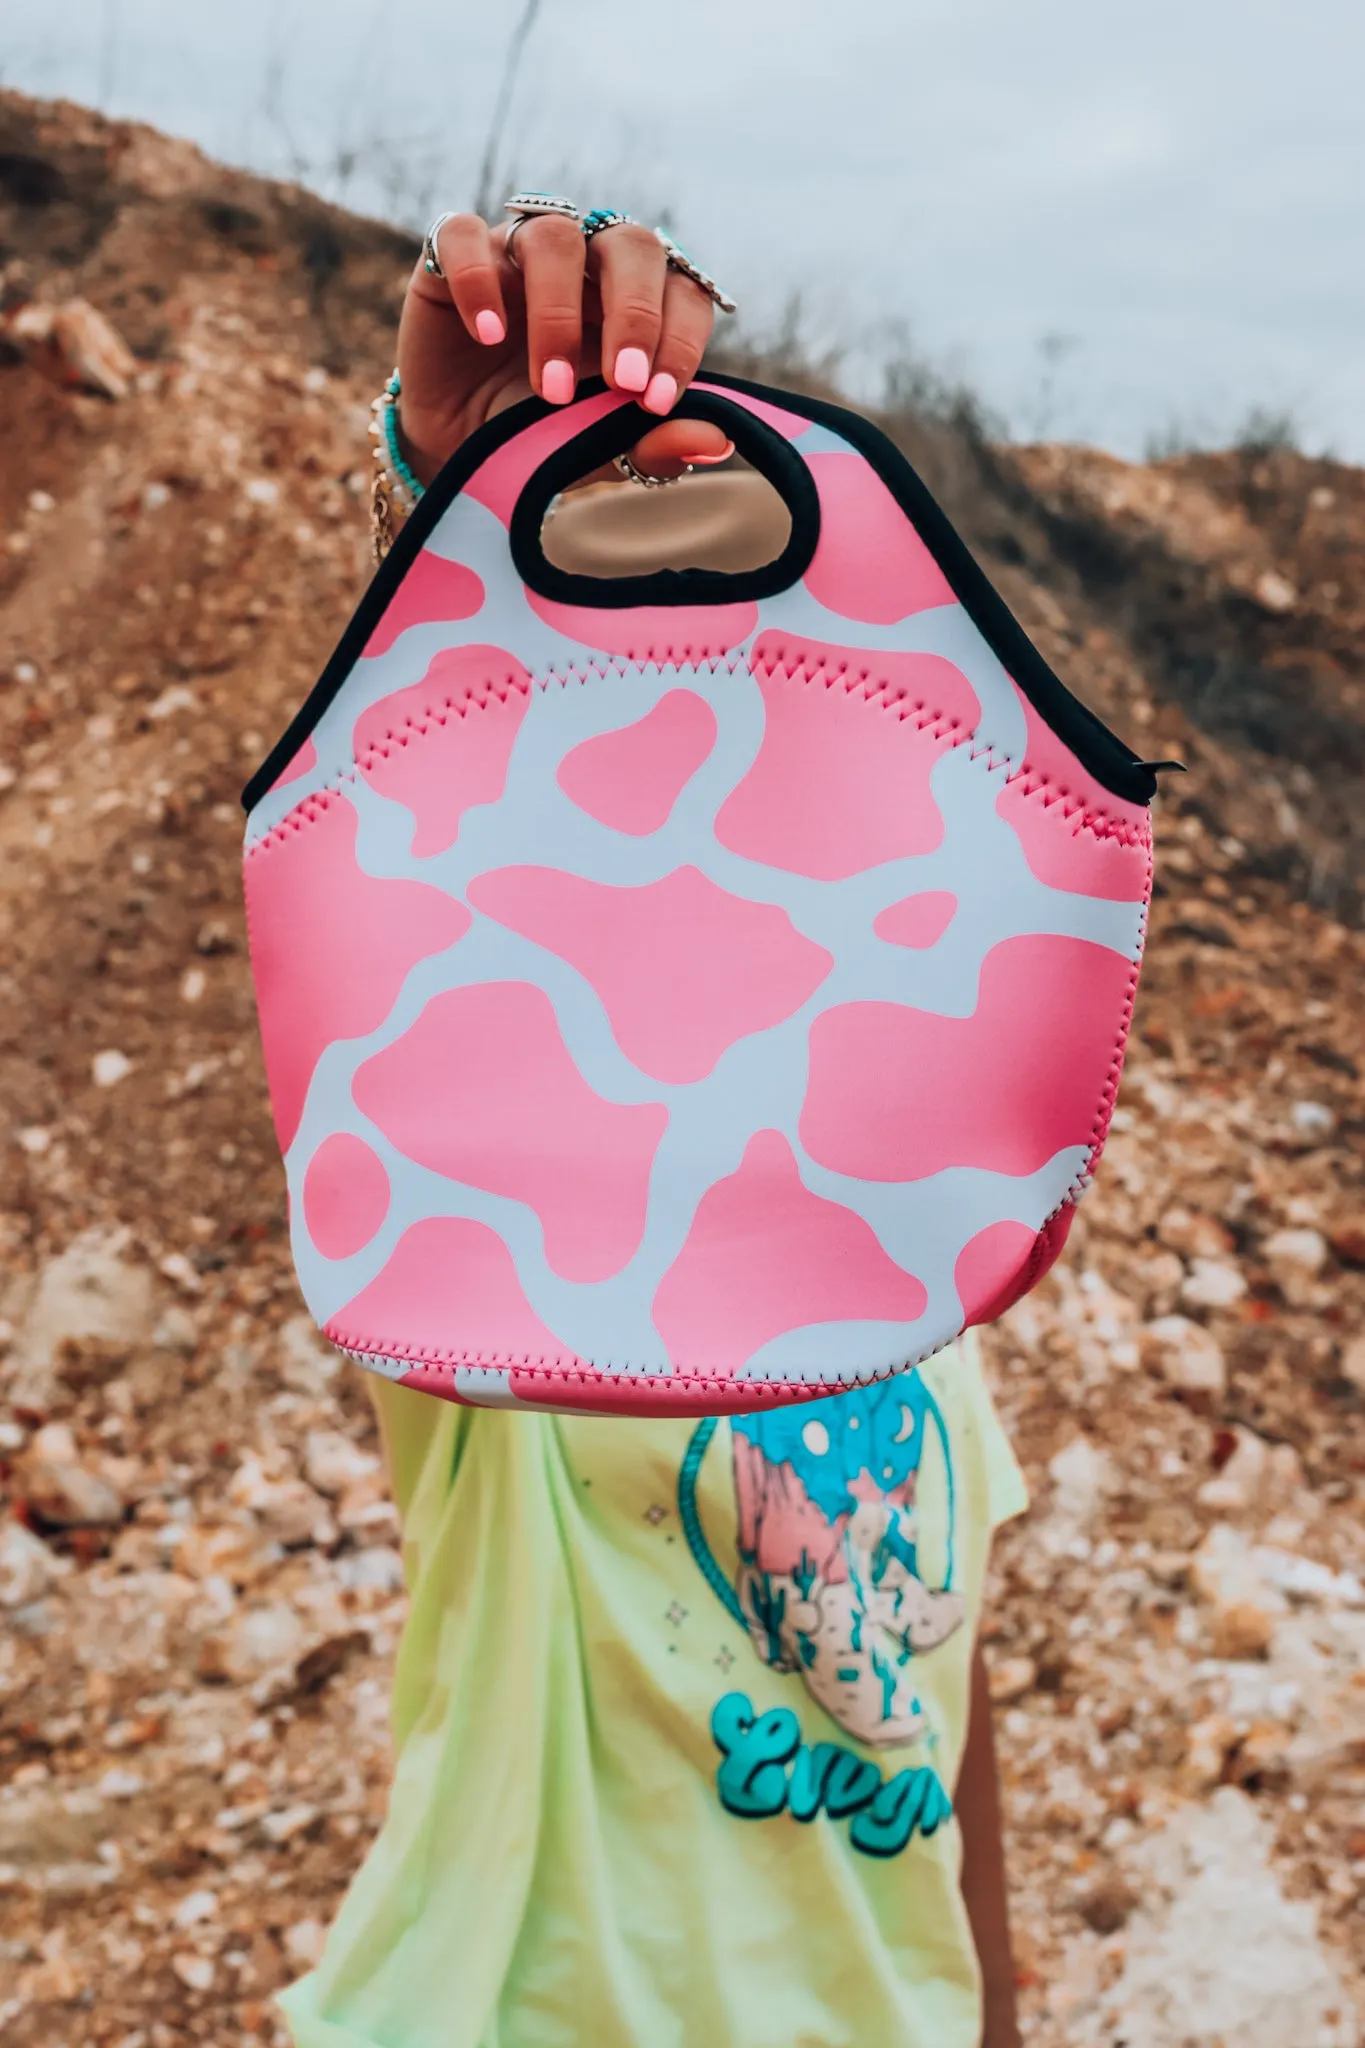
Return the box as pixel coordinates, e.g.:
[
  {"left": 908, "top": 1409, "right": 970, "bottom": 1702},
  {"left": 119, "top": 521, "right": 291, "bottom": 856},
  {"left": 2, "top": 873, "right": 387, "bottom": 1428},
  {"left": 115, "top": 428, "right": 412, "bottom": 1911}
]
[{"left": 7, "top": 0, "right": 1364, "bottom": 459}]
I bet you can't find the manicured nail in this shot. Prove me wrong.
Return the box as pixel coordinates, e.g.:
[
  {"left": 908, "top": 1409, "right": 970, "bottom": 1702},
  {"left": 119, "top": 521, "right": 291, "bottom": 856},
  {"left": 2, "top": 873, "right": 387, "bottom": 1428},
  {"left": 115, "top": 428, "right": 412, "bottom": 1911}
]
[
  {"left": 475, "top": 308, "right": 506, "bottom": 345},
  {"left": 686, "top": 440, "right": 736, "bottom": 466},
  {"left": 614, "top": 346, "right": 651, "bottom": 392},
  {"left": 642, "top": 371, "right": 678, "bottom": 415},
  {"left": 541, "top": 358, "right": 575, "bottom": 404}
]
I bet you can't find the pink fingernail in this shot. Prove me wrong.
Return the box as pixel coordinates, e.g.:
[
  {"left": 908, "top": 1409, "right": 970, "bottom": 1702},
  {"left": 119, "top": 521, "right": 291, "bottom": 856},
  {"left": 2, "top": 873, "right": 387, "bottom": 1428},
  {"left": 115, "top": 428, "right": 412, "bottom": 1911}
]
[
  {"left": 642, "top": 371, "right": 678, "bottom": 415},
  {"left": 475, "top": 308, "right": 506, "bottom": 345},
  {"left": 614, "top": 346, "right": 651, "bottom": 392},
  {"left": 687, "top": 440, "right": 736, "bottom": 466},
  {"left": 541, "top": 358, "right": 575, "bottom": 405}
]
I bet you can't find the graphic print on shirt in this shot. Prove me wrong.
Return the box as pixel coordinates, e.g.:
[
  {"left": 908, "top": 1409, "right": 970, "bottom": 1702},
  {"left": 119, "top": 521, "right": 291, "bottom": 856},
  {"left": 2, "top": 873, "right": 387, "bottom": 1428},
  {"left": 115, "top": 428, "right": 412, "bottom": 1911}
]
[{"left": 679, "top": 1372, "right": 962, "bottom": 1854}]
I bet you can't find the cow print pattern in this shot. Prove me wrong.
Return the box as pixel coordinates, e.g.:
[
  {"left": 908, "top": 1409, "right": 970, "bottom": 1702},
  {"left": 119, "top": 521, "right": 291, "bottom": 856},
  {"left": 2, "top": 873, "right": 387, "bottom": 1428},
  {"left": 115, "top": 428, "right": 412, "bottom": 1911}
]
[{"left": 244, "top": 382, "right": 1152, "bottom": 1415}]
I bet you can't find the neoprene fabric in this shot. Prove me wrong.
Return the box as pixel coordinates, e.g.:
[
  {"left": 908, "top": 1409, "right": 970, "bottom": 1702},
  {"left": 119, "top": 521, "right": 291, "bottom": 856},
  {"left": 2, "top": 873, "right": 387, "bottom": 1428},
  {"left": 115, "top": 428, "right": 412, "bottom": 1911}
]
[{"left": 243, "top": 375, "right": 1154, "bottom": 1417}]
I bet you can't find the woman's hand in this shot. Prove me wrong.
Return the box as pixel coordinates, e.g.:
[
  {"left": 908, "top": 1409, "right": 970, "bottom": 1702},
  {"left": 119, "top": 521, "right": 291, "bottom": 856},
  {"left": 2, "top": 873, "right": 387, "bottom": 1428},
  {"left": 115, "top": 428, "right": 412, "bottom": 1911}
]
[{"left": 395, "top": 209, "right": 733, "bottom": 488}]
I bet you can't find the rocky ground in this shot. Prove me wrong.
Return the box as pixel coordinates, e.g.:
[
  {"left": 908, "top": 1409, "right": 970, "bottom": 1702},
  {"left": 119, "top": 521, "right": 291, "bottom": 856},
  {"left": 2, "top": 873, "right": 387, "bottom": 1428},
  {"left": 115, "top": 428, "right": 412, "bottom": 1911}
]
[{"left": 1, "top": 92, "right": 1363, "bottom": 2047}]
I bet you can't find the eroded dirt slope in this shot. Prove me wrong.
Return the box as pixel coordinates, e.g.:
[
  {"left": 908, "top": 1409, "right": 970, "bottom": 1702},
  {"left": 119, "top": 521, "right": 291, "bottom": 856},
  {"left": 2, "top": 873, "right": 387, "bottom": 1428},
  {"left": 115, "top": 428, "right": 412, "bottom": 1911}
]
[{"left": 1, "top": 93, "right": 1363, "bottom": 2048}]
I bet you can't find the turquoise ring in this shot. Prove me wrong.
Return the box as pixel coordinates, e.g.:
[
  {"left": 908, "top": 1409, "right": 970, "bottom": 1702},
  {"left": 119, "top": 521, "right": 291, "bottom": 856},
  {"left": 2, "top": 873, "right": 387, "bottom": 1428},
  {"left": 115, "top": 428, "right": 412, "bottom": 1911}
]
[{"left": 582, "top": 208, "right": 637, "bottom": 242}]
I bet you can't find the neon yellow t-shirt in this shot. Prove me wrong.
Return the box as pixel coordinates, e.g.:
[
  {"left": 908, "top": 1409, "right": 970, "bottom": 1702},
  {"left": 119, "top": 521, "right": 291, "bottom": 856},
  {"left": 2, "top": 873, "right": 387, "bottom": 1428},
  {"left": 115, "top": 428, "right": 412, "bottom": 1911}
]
[{"left": 279, "top": 1334, "right": 1027, "bottom": 2048}]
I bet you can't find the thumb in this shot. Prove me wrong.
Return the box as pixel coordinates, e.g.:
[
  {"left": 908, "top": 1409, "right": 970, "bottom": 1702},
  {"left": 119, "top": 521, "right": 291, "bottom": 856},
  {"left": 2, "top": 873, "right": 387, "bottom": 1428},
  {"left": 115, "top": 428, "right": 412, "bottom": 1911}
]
[{"left": 630, "top": 418, "right": 734, "bottom": 479}]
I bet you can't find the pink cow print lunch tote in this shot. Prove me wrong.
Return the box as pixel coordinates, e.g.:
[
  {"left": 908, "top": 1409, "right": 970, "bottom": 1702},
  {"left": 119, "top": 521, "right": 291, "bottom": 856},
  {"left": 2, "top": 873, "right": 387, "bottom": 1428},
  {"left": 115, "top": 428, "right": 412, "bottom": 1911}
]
[{"left": 241, "top": 373, "right": 1160, "bottom": 1417}]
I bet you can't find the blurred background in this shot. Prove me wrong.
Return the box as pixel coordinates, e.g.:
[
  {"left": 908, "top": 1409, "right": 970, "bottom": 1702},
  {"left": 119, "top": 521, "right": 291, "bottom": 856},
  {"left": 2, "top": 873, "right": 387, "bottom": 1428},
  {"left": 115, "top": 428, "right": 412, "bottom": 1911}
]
[
  {"left": 0, "top": 10, "right": 1363, "bottom": 2048},
  {"left": 6, "top": 0, "right": 1365, "bottom": 456}
]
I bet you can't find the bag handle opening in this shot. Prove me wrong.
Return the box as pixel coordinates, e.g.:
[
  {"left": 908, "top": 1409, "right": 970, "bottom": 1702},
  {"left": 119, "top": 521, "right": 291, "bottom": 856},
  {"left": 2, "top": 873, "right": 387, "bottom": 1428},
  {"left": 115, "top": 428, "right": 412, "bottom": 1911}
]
[{"left": 507, "top": 387, "right": 822, "bottom": 609}]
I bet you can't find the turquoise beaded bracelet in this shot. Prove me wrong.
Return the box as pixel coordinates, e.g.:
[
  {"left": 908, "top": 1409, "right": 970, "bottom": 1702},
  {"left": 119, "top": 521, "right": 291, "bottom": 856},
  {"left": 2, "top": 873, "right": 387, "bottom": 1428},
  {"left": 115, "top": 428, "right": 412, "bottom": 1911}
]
[{"left": 369, "top": 369, "right": 426, "bottom": 515}]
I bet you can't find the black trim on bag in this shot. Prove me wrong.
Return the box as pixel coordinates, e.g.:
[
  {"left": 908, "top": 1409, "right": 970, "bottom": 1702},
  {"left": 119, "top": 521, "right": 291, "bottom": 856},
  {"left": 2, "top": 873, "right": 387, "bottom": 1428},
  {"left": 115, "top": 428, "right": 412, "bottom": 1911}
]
[
  {"left": 243, "top": 388, "right": 561, "bottom": 813},
  {"left": 507, "top": 389, "right": 821, "bottom": 606},
  {"left": 244, "top": 371, "right": 1158, "bottom": 811},
  {"left": 698, "top": 373, "right": 1157, "bottom": 806}
]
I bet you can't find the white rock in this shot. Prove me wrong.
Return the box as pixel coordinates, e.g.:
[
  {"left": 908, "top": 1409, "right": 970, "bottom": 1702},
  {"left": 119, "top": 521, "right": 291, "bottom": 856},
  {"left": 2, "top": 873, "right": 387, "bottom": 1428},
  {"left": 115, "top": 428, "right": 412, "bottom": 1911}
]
[
  {"left": 1290, "top": 1100, "right": 1337, "bottom": 1142},
  {"left": 260, "top": 1802, "right": 319, "bottom": 1844},
  {"left": 1263, "top": 1227, "right": 1330, "bottom": 1306},
  {"left": 96, "top": 1767, "right": 145, "bottom": 1800},
  {"left": 1254, "top": 568, "right": 1298, "bottom": 614},
  {"left": 1190, "top": 1524, "right": 1287, "bottom": 1658},
  {"left": 1180, "top": 1258, "right": 1247, "bottom": 1310},
  {"left": 337, "top": 1545, "right": 405, "bottom": 1597},
  {"left": 303, "top": 1429, "right": 380, "bottom": 1498},
  {"left": 227, "top": 1453, "right": 335, "bottom": 1548},
  {"left": 1108, "top": 1787, "right": 1357, "bottom": 2046},
  {"left": 157, "top": 1251, "right": 202, "bottom": 1296},
  {"left": 284, "top": 1918, "right": 327, "bottom": 1968},
  {"left": 1040, "top": 1435, "right": 1113, "bottom": 1558},
  {"left": 276, "top": 1315, "right": 339, "bottom": 1392},
  {"left": 1252, "top": 1546, "right": 1365, "bottom": 1609},
  {"left": 1181, "top": 1712, "right": 1239, "bottom": 1793},
  {"left": 197, "top": 1600, "right": 305, "bottom": 1684},
  {"left": 152, "top": 1305, "right": 199, "bottom": 1355},
  {"left": 92, "top": 1049, "right": 133, "bottom": 1088},
  {"left": 31, "top": 1420, "right": 77, "bottom": 1462},
  {"left": 6, "top": 1228, "right": 153, "bottom": 1405},
  {"left": 171, "top": 1953, "right": 215, "bottom": 1993},
  {"left": 17, "top": 1423, "right": 125, "bottom": 1526},
  {"left": 146, "top": 684, "right": 197, "bottom": 724},
  {"left": 0, "top": 1521, "right": 67, "bottom": 1608},
  {"left": 1049, "top": 1436, "right": 1112, "bottom": 1526},
  {"left": 1341, "top": 1336, "right": 1365, "bottom": 1394},
  {"left": 172, "top": 1887, "right": 218, "bottom": 1929},
  {"left": 173, "top": 1522, "right": 281, "bottom": 1587},
  {"left": 335, "top": 1476, "right": 400, "bottom": 1546},
  {"left": 988, "top": 1654, "right": 1037, "bottom": 1704},
  {"left": 1195, "top": 1427, "right": 1302, "bottom": 1514},
  {"left": 1141, "top": 1314, "right": 1226, "bottom": 1396}
]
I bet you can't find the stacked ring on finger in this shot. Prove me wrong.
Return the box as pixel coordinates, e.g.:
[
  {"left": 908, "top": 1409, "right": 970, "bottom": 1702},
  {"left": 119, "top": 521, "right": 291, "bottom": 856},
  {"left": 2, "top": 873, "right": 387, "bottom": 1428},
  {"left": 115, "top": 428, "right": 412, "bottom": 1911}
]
[
  {"left": 614, "top": 450, "right": 693, "bottom": 489},
  {"left": 421, "top": 211, "right": 463, "bottom": 279},
  {"left": 581, "top": 207, "right": 636, "bottom": 243},
  {"left": 655, "top": 230, "right": 737, "bottom": 315},
  {"left": 503, "top": 190, "right": 581, "bottom": 221},
  {"left": 503, "top": 190, "right": 581, "bottom": 272}
]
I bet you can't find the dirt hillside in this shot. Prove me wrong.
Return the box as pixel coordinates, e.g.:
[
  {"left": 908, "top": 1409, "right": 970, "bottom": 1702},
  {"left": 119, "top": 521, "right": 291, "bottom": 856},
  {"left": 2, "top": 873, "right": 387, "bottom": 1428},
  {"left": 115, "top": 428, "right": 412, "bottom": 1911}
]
[{"left": 1, "top": 92, "right": 1363, "bottom": 2047}]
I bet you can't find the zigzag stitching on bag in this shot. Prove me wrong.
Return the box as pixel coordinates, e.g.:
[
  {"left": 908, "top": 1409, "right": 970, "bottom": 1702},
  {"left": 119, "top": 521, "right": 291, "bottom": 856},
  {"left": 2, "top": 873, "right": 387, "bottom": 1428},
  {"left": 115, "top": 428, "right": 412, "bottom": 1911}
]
[
  {"left": 748, "top": 640, "right": 1150, "bottom": 845},
  {"left": 248, "top": 649, "right": 1150, "bottom": 857},
  {"left": 1080, "top": 835, "right": 1153, "bottom": 1179},
  {"left": 747, "top": 641, "right": 973, "bottom": 747},
  {"left": 999, "top": 764, "right": 1150, "bottom": 847},
  {"left": 335, "top": 1326, "right": 970, "bottom": 1396}
]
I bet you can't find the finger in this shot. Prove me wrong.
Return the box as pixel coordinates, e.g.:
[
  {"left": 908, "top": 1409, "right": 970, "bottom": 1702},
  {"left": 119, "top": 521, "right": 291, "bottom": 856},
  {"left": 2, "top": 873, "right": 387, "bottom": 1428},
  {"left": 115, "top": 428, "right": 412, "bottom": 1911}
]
[
  {"left": 500, "top": 214, "right": 585, "bottom": 404},
  {"left": 434, "top": 212, "right": 507, "bottom": 346},
  {"left": 587, "top": 223, "right": 668, "bottom": 397},
  {"left": 638, "top": 267, "right": 716, "bottom": 417},
  {"left": 630, "top": 419, "right": 734, "bottom": 479}
]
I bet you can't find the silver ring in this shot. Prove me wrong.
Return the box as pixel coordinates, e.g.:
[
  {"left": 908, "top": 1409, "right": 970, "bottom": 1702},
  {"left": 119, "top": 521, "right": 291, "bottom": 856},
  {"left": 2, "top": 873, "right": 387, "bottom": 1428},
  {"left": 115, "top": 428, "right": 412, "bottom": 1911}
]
[
  {"left": 655, "top": 230, "right": 737, "bottom": 316},
  {"left": 502, "top": 193, "right": 582, "bottom": 273},
  {"left": 503, "top": 213, "right": 536, "bottom": 272},
  {"left": 422, "top": 210, "right": 463, "bottom": 279},
  {"left": 614, "top": 451, "right": 693, "bottom": 489},
  {"left": 503, "top": 191, "right": 580, "bottom": 223},
  {"left": 582, "top": 207, "right": 636, "bottom": 243}
]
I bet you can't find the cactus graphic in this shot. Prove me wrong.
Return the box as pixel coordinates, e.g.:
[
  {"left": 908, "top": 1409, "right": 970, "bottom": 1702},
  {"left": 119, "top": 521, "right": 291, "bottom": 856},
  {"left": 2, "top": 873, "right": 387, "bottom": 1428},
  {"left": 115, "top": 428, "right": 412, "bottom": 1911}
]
[{"left": 679, "top": 1374, "right": 965, "bottom": 1749}]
